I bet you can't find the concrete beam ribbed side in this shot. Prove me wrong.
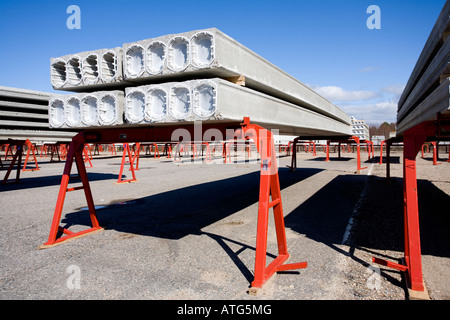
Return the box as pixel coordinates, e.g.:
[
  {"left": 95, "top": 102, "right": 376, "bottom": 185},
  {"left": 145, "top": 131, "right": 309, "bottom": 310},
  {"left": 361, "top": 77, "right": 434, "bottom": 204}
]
[
  {"left": 122, "top": 28, "right": 350, "bottom": 125},
  {"left": 49, "top": 78, "right": 351, "bottom": 137},
  {"left": 0, "top": 86, "right": 78, "bottom": 142},
  {"left": 397, "top": 1, "right": 450, "bottom": 134}
]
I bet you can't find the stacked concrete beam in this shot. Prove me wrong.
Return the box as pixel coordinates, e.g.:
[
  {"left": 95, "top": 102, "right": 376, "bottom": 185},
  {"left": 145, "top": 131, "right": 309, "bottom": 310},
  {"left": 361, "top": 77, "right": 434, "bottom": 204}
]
[
  {"left": 122, "top": 28, "right": 350, "bottom": 125},
  {"left": 397, "top": 1, "right": 450, "bottom": 134},
  {"left": 49, "top": 91, "right": 125, "bottom": 129},
  {"left": 50, "top": 47, "right": 125, "bottom": 91},
  {"left": 48, "top": 28, "right": 352, "bottom": 137},
  {"left": 0, "top": 86, "right": 76, "bottom": 143},
  {"left": 123, "top": 78, "right": 349, "bottom": 136}
]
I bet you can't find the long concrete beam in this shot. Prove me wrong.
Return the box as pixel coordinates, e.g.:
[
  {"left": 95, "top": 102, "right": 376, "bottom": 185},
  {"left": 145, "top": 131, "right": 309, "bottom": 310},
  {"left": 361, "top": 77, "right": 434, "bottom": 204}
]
[
  {"left": 122, "top": 28, "right": 350, "bottom": 125},
  {"left": 0, "top": 129, "right": 75, "bottom": 143},
  {"left": 397, "top": 78, "right": 450, "bottom": 134},
  {"left": 0, "top": 86, "right": 79, "bottom": 142},
  {"left": 398, "top": 0, "right": 450, "bottom": 112},
  {"left": 397, "top": 1, "right": 450, "bottom": 135},
  {"left": 49, "top": 78, "right": 351, "bottom": 137},
  {"left": 48, "top": 91, "right": 125, "bottom": 129},
  {"left": 50, "top": 29, "right": 350, "bottom": 126},
  {"left": 50, "top": 47, "right": 125, "bottom": 91}
]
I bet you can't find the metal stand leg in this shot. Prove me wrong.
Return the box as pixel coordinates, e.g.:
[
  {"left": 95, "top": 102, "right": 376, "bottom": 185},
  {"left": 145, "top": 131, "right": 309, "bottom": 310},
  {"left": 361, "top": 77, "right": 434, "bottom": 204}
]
[
  {"left": 241, "top": 118, "right": 307, "bottom": 294},
  {"left": 39, "top": 137, "right": 103, "bottom": 249},
  {"left": 116, "top": 143, "right": 137, "bottom": 184},
  {"left": 372, "top": 124, "right": 428, "bottom": 295}
]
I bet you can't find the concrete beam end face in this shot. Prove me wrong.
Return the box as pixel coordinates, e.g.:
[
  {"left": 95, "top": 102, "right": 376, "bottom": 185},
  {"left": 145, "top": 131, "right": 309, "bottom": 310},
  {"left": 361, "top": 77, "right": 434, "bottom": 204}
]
[
  {"left": 82, "top": 53, "right": 100, "bottom": 85},
  {"left": 146, "top": 41, "right": 166, "bottom": 75},
  {"left": 169, "top": 84, "right": 192, "bottom": 120},
  {"left": 125, "top": 88, "right": 146, "bottom": 124},
  {"left": 48, "top": 97, "right": 66, "bottom": 128},
  {"left": 145, "top": 86, "right": 168, "bottom": 122},
  {"left": 125, "top": 44, "right": 145, "bottom": 79},
  {"left": 193, "top": 80, "right": 217, "bottom": 118},
  {"left": 81, "top": 94, "right": 99, "bottom": 126},
  {"left": 191, "top": 31, "right": 215, "bottom": 69},
  {"left": 98, "top": 91, "right": 124, "bottom": 126},
  {"left": 65, "top": 96, "right": 82, "bottom": 128},
  {"left": 167, "top": 36, "right": 190, "bottom": 72},
  {"left": 66, "top": 56, "right": 83, "bottom": 86},
  {"left": 50, "top": 58, "right": 67, "bottom": 89},
  {"left": 101, "top": 48, "right": 123, "bottom": 83}
]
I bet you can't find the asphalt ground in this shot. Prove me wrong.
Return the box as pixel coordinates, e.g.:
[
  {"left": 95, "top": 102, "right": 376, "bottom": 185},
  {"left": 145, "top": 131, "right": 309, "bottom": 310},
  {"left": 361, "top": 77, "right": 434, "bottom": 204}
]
[{"left": 0, "top": 145, "right": 449, "bottom": 301}]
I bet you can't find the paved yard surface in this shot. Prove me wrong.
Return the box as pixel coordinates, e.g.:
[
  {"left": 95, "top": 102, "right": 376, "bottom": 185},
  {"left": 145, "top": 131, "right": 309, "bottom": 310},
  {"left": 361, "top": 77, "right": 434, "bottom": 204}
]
[{"left": 0, "top": 146, "right": 449, "bottom": 300}]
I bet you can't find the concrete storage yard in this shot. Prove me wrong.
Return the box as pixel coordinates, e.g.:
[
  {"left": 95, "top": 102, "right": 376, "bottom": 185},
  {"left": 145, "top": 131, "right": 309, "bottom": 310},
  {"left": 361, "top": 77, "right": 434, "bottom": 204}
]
[
  {"left": 1, "top": 148, "right": 449, "bottom": 300},
  {"left": 2, "top": 1, "right": 450, "bottom": 304}
]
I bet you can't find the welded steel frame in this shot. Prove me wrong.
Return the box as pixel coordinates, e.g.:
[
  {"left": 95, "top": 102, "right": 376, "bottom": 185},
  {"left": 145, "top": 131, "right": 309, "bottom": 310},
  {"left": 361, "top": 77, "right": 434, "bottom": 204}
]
[
  {"left": 1, "top": 139, "right": 26, "bottom": 184},
  {"left": 39, "top": 118, "right": 306, "bottom": 291},
  {"left": 373, "top": 118, "right": 450, "bottom": 294},
  {"left": 289, "top": 135, "right": 368, "bottom": 173}
]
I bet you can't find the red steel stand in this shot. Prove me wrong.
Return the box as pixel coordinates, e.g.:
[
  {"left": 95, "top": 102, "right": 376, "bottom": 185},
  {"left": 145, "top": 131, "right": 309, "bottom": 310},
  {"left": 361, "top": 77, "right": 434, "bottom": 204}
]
[
  {"left": 40, "top": 119, "right": 306, "bottom": 292},
  {"left": 373, "top": 119, "right": 450, "bottom": 296},
  {"left": 240, "top": 118, "right": 307, "bottom": 293},
  {"left": 116, "top": 143, "right": 137, "bottom": 184},
  {"left": 1, "top": 139, "right": 25, "bottom": 184},
  {"left": 22, "top": 140, "right": 39, "bottom": 172},
  {"left": 289, "top": 136, "right": 366, "bottom": 173},
  {"left": 39, "top": 136, "right": 103, "bottom": 249}
]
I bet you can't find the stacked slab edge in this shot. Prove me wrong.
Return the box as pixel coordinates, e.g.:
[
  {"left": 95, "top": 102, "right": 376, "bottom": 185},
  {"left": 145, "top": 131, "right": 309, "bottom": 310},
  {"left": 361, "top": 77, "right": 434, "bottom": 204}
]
[{"left": 49, "top": 28, "right": 352, "bottom": 136}]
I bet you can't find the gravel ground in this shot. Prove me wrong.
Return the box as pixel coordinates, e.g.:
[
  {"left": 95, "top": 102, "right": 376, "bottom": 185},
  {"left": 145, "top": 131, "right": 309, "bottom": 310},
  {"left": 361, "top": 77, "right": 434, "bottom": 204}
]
[{"left": 0, "top": 145, "right": 448, "bottom": 301}]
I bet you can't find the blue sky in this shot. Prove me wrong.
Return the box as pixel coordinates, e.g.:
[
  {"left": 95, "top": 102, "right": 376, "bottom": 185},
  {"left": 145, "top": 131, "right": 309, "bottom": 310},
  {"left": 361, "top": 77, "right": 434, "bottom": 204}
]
[{"left": 0, "top": 0, "right": 446, "bottom": 124}]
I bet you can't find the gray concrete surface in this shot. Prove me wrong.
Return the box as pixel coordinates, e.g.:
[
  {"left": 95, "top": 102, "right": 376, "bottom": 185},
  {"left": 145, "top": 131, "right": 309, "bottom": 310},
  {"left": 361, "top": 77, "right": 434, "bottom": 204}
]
[
  {"left": 0, "top": 86, "right": 76, "bottom": 143},
  {"left": 396, "top": 1, "right": 450, "bottom": 134},
  {"left": 121, "top": 78, "right": 351, "bottom": 136},
  {"left": 122, "top": 28, "right": 350, "bottom": 125},
  {"left": 0, "top": 146, "right": 449, "bottom": 300}
]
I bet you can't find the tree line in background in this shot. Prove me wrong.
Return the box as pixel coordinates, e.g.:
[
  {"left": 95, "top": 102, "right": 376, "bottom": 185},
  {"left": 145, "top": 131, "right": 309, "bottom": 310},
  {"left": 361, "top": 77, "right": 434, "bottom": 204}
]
[{"left": 368, "top": 122, "right": 396, "bottom": 140}]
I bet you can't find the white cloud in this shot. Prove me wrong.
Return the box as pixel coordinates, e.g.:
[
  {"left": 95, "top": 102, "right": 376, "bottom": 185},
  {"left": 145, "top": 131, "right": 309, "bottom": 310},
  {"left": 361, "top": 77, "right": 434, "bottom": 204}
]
[
  {"left": 309, "top": 83, "right": 405, "bottom": 123},
  {"left": 382, "top": 85, "right": 405, "bottom": 95},
  {"left": 339, "top": 101, "right": 397, "bottom": 124},
  {"left": 310, "top": 85, "right": 378, "bottom": 102},
  {"left": 358, "top": 66, "right": 377, "bottom": 73}
]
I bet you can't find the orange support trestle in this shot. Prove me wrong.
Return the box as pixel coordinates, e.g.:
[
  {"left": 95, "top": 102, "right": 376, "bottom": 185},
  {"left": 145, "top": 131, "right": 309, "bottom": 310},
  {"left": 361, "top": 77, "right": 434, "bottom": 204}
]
[
  {"left": 40, "top": 137, "right": 102, "bottom": 248},
  {"left": 22, "top": 140, "right": 39, "bottom": 172},
  {"left": 117, "top": 143, "right": 137, "bottom": 183},
  {"left": 1, "top": 140, "right": 25, "bottom": 184},
  {"left": 240, "top": 118, "right": 307, "bottom": 290},
  {"left": 351, "top": 136, "right": 367, "bottom": 173},
  {"left": 372, "top": 123, "right": 431, "bottom": 293}
]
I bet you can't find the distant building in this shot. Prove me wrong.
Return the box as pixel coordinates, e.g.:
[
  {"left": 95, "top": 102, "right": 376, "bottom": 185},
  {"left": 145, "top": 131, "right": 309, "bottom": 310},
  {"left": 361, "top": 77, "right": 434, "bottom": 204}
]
[
  {"left": 273, "top": 135, "right": 297, "bottom": 145},
  {"left": 371, "top": 135, "right": 385, "bottom": 145},
  {"left": 350, "top": 116, "right": 370, "bottom": 141}
]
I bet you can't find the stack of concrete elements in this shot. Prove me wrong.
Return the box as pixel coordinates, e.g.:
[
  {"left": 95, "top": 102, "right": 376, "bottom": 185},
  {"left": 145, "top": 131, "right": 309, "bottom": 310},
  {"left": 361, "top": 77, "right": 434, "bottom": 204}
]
[
  {"left": 397, "top": 1, "right": 450, "bottom": 134},
  {"left": 49, "top": 28, "right": 351, "bottom": 137},
  {"left": 0, "top": 86, "right": 76, "bottom": 143}
]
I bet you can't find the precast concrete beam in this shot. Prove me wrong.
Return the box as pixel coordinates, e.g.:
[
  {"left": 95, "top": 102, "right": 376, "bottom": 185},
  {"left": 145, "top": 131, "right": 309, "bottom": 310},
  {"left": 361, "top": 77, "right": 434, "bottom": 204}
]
[
  {"left": 0, "top": 129, "right": 76, "bottom": 143},
  {"left": 122, "top": 28, "right": 350, "bottom": 125},
  {"left": 398, "top": 0, "right": 450, "bottom": 112},
  {"left": 50, "top": 47, "right": 125, "bottom": 91},
  {"left": 397, "top": 78, "right": 450, "bottom": 134},
  {"left": 48, "top": 91, "right": 125, "bottom": 128},
  {"left": 51, "top": 78, "right": 351, "bottom": 136},
  {"left": 1, "top": 86, "right": 78, "bottom": 142},
  {"left": 397, "top": 1, "right": 450, "bottom": 132}
]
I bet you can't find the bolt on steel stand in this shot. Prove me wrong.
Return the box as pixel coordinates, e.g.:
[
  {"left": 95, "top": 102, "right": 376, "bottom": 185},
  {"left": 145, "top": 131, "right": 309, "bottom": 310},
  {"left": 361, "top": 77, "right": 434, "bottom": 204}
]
[
  {"left": 372, "top": 119, "right": 450, "bottom": 298},
  {"left": 40, "top": 119, "right": 306, "bottom": 293}
]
